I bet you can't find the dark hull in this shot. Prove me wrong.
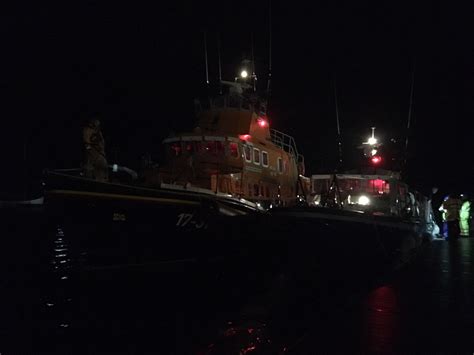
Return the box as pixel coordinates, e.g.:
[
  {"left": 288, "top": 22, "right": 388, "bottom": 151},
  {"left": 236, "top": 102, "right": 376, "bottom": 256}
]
[
  {"left": 45, "top": 173, "right": 425, "bottom": 276},
  {"left": 265, "top": 206, "right": 428, "bottom": 273},
  {"left": 37, "top": 172, "right": 429, "bottom": 353},
  {"left": 39, "top": 172, "right": 274, "bottom": 352},
  {"left": 44, "top": 171, "right": 261, "bottom": 268}
]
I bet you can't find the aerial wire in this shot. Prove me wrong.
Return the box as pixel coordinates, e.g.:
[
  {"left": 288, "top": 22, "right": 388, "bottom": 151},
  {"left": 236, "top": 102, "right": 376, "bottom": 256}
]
[
  {"left": 334, "top": 78, "right": 343, "bottom": 167},
  {"left": 266, "top": 0, "right": 272, "bottom": 96},
  {"left": 403, "top": 58, "right": 416, "bottom": 172},
  {"left": 251, "top": 32, "right": 256, "bottom": 91},
  {"left": 217, "top": 32, "right": 222, "bottom": 93},
  {"left": 203, "top": 31, "right": 209, "bottom": 85}
]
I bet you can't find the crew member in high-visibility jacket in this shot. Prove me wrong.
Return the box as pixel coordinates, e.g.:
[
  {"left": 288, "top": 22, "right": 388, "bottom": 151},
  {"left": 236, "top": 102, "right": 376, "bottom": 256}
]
[
  {"left": 439, "top": 194, "right": 462, "bottom": 240},
  {"left": 460, "top": 194, "right": 471, "bottom": 237},
  {"left": 83, "top": 119, "right": 108, "bottom": 182}
]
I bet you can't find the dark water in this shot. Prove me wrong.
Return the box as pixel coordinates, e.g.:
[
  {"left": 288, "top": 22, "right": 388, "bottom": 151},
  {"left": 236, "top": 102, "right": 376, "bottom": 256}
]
[
  {"left": 292, "top": 237, "right": 474, "bottom": 354},
  {"left": 2, "top": 207, "right": 474, "bottom": 354}
]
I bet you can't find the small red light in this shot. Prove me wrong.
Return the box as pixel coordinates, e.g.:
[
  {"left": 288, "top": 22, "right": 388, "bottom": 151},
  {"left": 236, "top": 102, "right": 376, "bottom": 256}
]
[
  {"left": 239, "top": 134, "right": 251, "bottom": 140},
  {"left": 371, "top": 156, "right": 382, "bottom": 164},
  {"left": 257, "top": 118, "right": 268, "bottom": 128}
]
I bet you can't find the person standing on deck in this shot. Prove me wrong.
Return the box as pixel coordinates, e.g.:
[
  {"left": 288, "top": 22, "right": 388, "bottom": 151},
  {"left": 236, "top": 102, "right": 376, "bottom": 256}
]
[
  {"left": 439, "top": 194, "right": 462, "bottom": 240},
  {"left": 83, "top": 119, "right": 108, "bottom": 182},
  {"left": 460, "top": 194, "right": 471, "bottom": 237},
  {"left": 440, "top": 207, "right": 447, "bottom": 238},
  {"left": 423, "top": 187, "right": 440, "bottom": 238}
]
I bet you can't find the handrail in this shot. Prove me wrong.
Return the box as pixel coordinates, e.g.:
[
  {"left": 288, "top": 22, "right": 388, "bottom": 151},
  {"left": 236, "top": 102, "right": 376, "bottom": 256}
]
[{"left": 270, "top": 128, "right": 304, "bottom": 165}]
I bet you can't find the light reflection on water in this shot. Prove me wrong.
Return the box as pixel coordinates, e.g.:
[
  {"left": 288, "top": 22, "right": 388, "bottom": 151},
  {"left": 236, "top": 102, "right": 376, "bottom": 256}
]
[
  {"left": 37, "top": 220, "right": 474, "bottom": 354},
  {"left": 44, "top": 225, "right": 72, "bottom": 330},
  {"left": 363, "top": 285, "right": 400, "bottom": 354}
]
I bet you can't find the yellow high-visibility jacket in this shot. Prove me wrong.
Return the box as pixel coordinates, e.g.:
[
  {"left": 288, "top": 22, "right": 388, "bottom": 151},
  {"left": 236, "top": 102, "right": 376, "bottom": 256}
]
[
  {"left": 460, "top": 201, "right": 471, "bottom": 220},
  {"left": 440, "top": 197, "right": 462, "bottom": 221}
]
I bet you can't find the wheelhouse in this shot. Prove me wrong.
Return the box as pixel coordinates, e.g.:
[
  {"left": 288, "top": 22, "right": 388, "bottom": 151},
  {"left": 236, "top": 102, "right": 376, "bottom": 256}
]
[
  {"left": 311, "top": 173, "right": 426, "bottom": 218},
  {"left": 148, "top": 70, "right": 307, "bottom": 206}
]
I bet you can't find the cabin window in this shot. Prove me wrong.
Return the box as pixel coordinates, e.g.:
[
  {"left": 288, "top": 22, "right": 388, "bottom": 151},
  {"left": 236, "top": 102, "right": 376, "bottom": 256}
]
[
  {"left": 170, "top": 142, "right": 182, "bottom": 156},
  {"left": 368, "top": 179, "right": 390, "bottom": 194},
  {"left": 229, "top": 142, "right": 239, "bottom": 158},
  {"left": 253, "top": 148, "right": 260, "bottom": 165},
  {"left": 195, "top": 141, "right": 203, "bottom": 152},
  {"left": 204, "top": 141, "right": 225, "bottom": 155},
  {"left": 254, "top": 184, "right": 260, "bottom": 196},
  {"left": 262, "top": 151, "right": 269, "bottom": 167},
  {"left": 185, "top": 142, "right": 194, "bottom": 153},
  {"left": 277, "top": 157, "right": 283, "bottom": 173},
  {"left": 205, "top": 141, "right": 215, "bottom": 153},
  {"left": 215, "top": 141, "right": 224, "bottom": 154},
  {"left": 244, "top": 145, "right": 252, "bottom": 162}
]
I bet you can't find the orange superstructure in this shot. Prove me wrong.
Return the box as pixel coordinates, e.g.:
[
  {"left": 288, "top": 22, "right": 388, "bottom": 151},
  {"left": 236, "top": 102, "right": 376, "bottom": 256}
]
[{"left": 147, "top": 81, "right": 306, "bottom": 207}]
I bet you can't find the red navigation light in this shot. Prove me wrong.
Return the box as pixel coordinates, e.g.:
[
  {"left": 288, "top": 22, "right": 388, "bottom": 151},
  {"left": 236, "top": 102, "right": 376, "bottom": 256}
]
[
  {"left": 239, "top": 134, "right": 251, "bottom": 141},
  {"left": 257, "top": 117, "right": 268, "bottom": 128},
  {"left": 371, "top": 155, "right": 382, "bottom": 164}
]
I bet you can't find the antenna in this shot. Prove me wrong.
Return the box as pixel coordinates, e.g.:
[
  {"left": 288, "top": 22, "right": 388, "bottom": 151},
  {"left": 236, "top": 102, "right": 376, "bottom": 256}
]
[
  {"left": 403, "top": 59, "right": 416, "bottom": 169},
  {"left": 217, "top": 32, "right": 222, "bottom": 93},
  {"left": 203, "top": 31, "right": 209, "bottom": 85},
  {"left": 334, "top": 78, "right": 343, "bottom": 167},
  {"left": 251, "top": 32, "right": 256, "bottom": 91},
  {"left": 266, "top": 0, "right": 272, "bottom": 95}
]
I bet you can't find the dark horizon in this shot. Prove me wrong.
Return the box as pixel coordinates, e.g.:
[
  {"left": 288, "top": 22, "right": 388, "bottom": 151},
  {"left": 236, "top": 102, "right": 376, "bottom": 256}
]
[{"left": 2, "top": 1, "right": 473, "bottom": 198}]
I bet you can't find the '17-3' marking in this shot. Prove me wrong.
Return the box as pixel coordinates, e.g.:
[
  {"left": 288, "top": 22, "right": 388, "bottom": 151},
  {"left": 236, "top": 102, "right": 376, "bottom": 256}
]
[{"left": 176, "top": 213, "right": 206, "bottom": 229}]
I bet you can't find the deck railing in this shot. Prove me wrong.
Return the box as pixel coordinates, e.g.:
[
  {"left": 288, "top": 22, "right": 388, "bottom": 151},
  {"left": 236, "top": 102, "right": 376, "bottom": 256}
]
[{"left": 270, "top": 129, "right": 304, "bottom": 165}]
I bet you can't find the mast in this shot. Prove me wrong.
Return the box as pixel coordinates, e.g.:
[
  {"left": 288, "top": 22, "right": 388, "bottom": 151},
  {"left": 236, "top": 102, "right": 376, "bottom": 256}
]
[
  {"left": 403, "top": 59, "right": 416, "bottom": 172},
  {"left": 266, "top": 0, "right": 272, "bottom": 96},
  {"left": 334, "top": 78, "right": 343, "bottom": 168},
  {"left": 23, "top": 136, "right": 27, "bottom": 200},
  {"left": 217, "top": 32, "right": 223, "bottom": 94},
  {"left": 203, "top": 31, "right": 209, "bottom": 85},
  {"left": 251, "top": 33, "right": 256, "bottom": 92}
]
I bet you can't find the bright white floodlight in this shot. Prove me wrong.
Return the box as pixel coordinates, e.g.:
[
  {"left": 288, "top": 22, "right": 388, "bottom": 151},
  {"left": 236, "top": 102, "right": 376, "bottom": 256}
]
[
  {"left": 368, "top": 137, "right": 377, "bottom": 145},
  {"left": 358, "top": 195, "right": 370, "bottom": 205}
]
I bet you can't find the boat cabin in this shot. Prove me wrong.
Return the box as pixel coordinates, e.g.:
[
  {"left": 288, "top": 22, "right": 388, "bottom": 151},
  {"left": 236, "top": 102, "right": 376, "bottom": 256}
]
[
  {"left": 310, "top": 172, "right": 426, "bottom": 219},
  {"left": 149, "top": 81, "right": 306, "bottom": 206}
]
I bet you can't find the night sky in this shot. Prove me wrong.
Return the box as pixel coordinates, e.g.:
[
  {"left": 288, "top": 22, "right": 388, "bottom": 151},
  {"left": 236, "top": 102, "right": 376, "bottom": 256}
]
[{"left": 2, "top": 1, "right": 473, "bottom": 199}]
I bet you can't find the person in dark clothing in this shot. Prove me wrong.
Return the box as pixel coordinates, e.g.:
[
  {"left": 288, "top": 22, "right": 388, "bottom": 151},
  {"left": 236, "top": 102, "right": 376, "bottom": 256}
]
[{"left": 83, "top": 119, "right": 108, "bottom": 182}]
